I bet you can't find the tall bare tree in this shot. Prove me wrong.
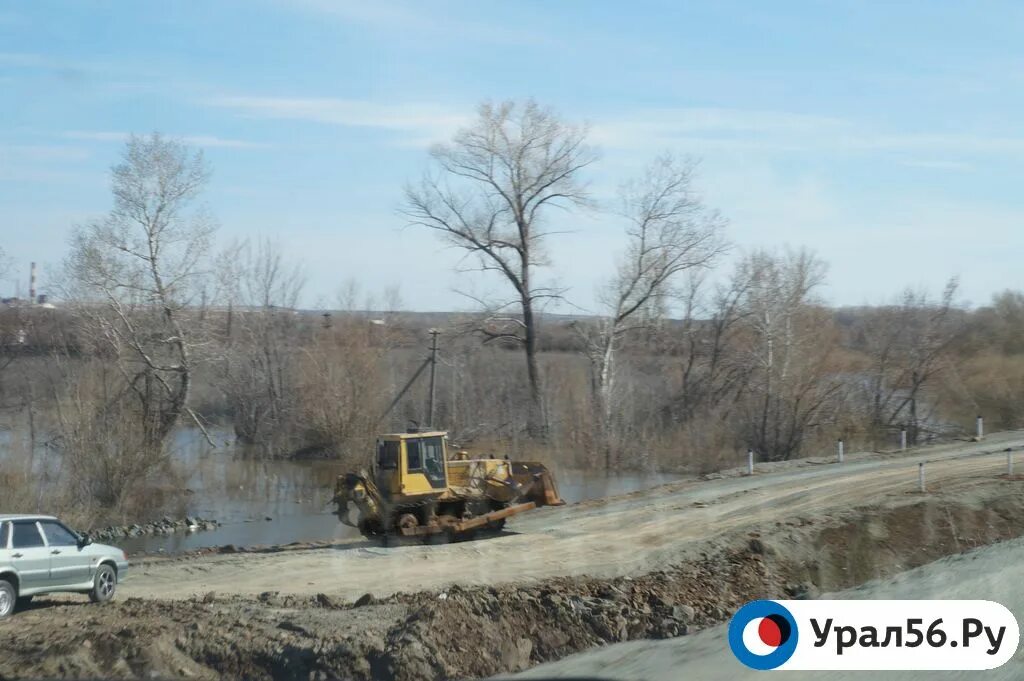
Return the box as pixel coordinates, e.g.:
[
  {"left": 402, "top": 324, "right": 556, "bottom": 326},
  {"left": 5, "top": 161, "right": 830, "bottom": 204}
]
[
  {"left": 403, "top": 99, "right": 598, "bottom": 435},
  {"left": 575, "top": 154, "right": 727, "bottom": 468},
  {"left": 65, "top": 132, "right": 214, "bottom": 451}
]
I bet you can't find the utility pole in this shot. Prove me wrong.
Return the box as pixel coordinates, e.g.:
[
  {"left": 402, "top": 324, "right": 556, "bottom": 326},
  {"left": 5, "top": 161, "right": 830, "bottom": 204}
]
[
  {"left": 427, "top": 329, "right": 440, "bottom": 427},
  {"left": 378, "top": 329, "right": 442, "bottom": 429}
]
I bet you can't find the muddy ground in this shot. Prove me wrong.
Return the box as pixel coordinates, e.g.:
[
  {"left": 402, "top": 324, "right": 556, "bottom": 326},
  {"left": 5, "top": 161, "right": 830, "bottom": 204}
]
[
  {"left": 512, "top": 534, "right": 1024, "bottom": 681},
  {"left": 3, "top": 433, "right": 1024, "bottom": 680}
]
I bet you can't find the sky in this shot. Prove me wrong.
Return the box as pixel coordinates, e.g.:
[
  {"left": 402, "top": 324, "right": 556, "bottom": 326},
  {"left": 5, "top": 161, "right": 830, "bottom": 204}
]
[{"left": 1, "top": 0, "right": 1022, "bottom": 312}]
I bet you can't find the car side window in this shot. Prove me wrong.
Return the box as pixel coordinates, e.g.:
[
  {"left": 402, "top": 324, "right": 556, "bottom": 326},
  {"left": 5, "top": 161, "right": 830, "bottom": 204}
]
[
  {"left": 40, "top": 521, "right": 79, "bottom": 547},
  {"left": 0, "top": 521, "right": 8, "bottom": 549},
  {"left": 11, "top": 522, "right": 45, "bottom": 549}
]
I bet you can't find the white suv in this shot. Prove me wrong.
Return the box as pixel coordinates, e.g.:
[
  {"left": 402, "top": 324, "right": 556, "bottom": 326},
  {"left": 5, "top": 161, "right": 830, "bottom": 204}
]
[{"left": 0, "top": 514, "right": 130, "bottom": 618}]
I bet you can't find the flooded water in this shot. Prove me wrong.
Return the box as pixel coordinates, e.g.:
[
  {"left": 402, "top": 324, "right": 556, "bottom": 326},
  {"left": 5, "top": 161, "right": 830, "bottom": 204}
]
[{"left": 4, "top": 426, "right": 679, "bottom": 555}]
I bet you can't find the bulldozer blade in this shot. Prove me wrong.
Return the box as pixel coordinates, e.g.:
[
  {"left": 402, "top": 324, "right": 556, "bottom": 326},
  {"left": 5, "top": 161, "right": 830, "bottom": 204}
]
[
  {"left": 456, "top": 501, "right": 536, "bottom": 531},
  {"left": 396, "top": 502, "right": 537, "bottom": 537},
  {"left": 511, "top": 462, "right": 566, "bottom": 507}
]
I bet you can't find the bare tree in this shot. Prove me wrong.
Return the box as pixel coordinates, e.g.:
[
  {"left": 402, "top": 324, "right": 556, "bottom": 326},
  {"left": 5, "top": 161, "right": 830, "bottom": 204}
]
[
  {"left": 216, "top": 238, "right": 305, "bottom": 451},
  {"left": 383, "top": 284, "right": 403, "bottom": 319},
  {"left": 65, "top": 132, "right": 214, "bottom": 452},
  {"left": 735, "top": 249, "right": 843, "bottom": 460},
  {"left": 403, "top": 99, "right": 598, "bottom": 435},
  {"left": 575, "top": 155, "right": 727, "bottom": 468},
  {"left": 296, "top": 317, "right": 387, "bottom": 463},
  {"left": 337, "top": 278, "right": 362, "bottom": 313},
  {"left": 987, "top": 290, "right": 1024, "bottom": 354},
  {"left": 860, "top": 278, "right": 961, "bottom": 443},
  {"left": 664, "top": 269, "right": 753, "bottom": 426}
]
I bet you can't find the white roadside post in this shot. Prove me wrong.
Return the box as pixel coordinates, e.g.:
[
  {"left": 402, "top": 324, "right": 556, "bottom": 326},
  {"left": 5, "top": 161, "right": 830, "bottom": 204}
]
[
  {"left": 977, "top": 415, "right": 984, "bottom": 440},
  {"left": 747, "top": 449, "right": 754, "bottom": 476},
  {"left": 918, "top": 461, "right": 926, "bottom": 493},
  {"left": 900, "top": 428, "right": 907, "bottom": 451},
  {"left": 837, "top": 438, "right": 844, "bottom": 464}
]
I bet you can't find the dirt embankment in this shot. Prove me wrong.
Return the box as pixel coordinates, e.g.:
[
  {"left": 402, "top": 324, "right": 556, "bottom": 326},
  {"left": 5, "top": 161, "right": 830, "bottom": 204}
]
[{"left": 4, "top": 480, "right": 1024, "bottom": 681}]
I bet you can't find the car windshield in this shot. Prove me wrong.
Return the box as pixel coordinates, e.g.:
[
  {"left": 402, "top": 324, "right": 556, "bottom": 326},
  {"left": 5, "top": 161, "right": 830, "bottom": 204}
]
[{"left": 0, "top": 4, "right": 1019, "bottom": 681}]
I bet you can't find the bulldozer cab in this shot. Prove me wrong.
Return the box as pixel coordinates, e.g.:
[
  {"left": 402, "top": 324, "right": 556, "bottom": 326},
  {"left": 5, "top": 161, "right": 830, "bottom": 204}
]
[{"left": 373, "top": 431, "right": 450, "bottom": 500}]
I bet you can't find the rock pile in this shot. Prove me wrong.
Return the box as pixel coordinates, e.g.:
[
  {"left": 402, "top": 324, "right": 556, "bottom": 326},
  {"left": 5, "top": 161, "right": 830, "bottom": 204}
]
[{"left": 89, "top": 516, "right": 219, "bottom": 542}]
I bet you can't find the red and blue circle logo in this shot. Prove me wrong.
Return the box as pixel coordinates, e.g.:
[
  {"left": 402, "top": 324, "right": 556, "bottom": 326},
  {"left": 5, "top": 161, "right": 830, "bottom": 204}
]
[{"left": 729, "top": 600, "right": 799, "bottom": 670}]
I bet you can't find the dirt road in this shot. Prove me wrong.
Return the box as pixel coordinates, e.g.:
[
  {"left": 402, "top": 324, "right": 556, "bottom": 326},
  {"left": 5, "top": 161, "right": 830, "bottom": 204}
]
[{"left": 124, "top": 432, "right": 1024, "bottom": 601}]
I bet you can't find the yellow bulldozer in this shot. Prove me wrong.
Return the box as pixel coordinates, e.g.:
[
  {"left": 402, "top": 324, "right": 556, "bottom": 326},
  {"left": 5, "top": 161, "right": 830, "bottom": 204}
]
[{"left": 333, "top": 430, "right": 564, "bottom": 542}]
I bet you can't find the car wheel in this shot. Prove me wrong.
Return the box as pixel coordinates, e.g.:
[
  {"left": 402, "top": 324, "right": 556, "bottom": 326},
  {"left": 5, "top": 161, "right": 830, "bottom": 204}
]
[
  {"left": 0, "top": 580, "right": 14, "bottom": 619},
  {"left": 89, "top": 564, "right": 117, "bottom": 604}
]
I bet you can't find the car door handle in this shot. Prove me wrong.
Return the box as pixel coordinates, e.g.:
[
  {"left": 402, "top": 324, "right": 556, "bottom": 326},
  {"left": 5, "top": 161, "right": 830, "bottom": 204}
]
[
  {"left": 51, "top": 549, "right": 62, "bottom": 555},
  {"left": 12, "top": 553, "right": 23, "bottom": 558}
]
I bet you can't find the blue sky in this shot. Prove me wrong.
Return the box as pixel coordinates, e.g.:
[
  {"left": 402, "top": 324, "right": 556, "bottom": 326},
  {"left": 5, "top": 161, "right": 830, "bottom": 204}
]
[{"left": 1, "top": 0, "right": 1022, "bottom": 311}]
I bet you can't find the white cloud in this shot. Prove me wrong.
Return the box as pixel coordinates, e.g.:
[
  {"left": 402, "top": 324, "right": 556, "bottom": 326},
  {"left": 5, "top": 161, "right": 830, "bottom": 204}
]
[
  {"left": 284, "top": 0, "right": 552, "bottom": 47},
  {"left": 592, "top": 107, "right": 1024, "bottom": 159},
  {"left": 591, "top": 108, "right": 849, "bottom": 151},
  {"left": 595, "top": 108, "right": 845, "bottom": 139},
  {"left": 697, "top": 160, "right": 842, "bottom": 248},
  {"left": 205, "top": 96, "right": 1024, "bottom": 160},
  {"left": 842, "top": 133, "right": 1024, "bottom": 155},
  {"left": 898, "top": 159, "right": 974, "bottom": 171},
  {"left": 61, "top": 130, "right": 266, "bottom": 149},
  {"left": 692, "top": 157, "right": 1023, "bottom": 308},
  {"left": 0, "top": 145, "right": 98, "bottom": 185},
  {"left": 179, "top": 135, "right": 266, "bottom": 149},
  {"left": 0, "top": 52, "right": 55, "bottom": 67},
  {"left": 208, "top": 96, "right": 468, "bottom": 145},
  {"left": 0, "top": 144, "right": 91, "bottom": 162},
  {"left": 821, "top": 197, "right": 1024, "bottom": 308}
]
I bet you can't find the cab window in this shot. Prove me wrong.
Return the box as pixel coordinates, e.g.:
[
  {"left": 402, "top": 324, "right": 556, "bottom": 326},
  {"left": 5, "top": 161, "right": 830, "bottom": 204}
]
[
  {"left": 377, "top": 441, "right": 399, "bottom": 470},
  {"left": 422, "top": 437, "right": 444, "bottom": 472},
  {"left": 11, "top": 521, "right": 44, "bottom": 549},
  {"left": 421, "top": 436, "right": 446, "bottom": 487},
  {"left": 406, "top": 439, "right": 422, "bottom": 471},
  {"left": 40, "top": 520, "right": 79, "bottom": 547},
  {"left": 0, "top": 522, "right": 8, "bottom": 549}
]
